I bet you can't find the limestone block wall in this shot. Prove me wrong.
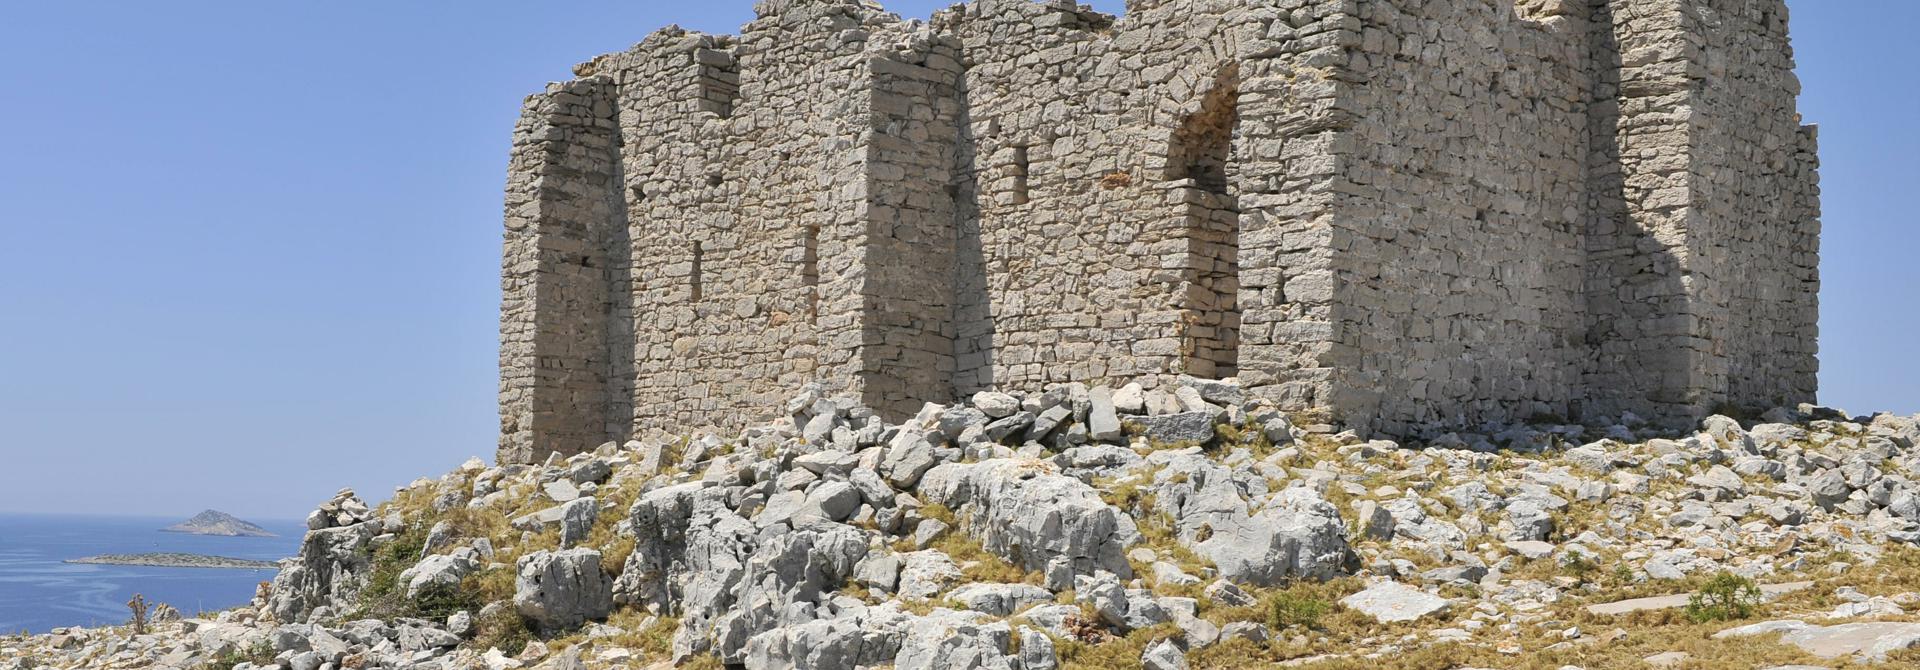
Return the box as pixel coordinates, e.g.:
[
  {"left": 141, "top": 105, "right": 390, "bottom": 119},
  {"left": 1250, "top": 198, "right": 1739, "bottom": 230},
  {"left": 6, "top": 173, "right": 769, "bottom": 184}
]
[
  {"left": 498, "top": 79, "right": 626, "bottom": 463},
  {"left": 496, "top": 0, "right": 1821, "bottom": 463},
  {"left": 942, "top": 1, "right": 1187, "bottom": 394},
  {"left": 1326, "top": 0, "right": 1594, "bottom": 435},
  {"left": 1580, "top": 0, "right": 1818, "bottom": 424},
  {"left": 938, "top": 0, "right": 1352, "bottom": 406},
  {"left": 859, "top": 26, "right": 966, "bottom": 417},
  {"left": 1685, "top": 0, "right": 1820, "bottom": 415},
  {"left": 1582, "top": 0, "right": 1701, "bottom": 423},
  {"left": 594, "top": 2, "right": 936, "bottom": 439}
]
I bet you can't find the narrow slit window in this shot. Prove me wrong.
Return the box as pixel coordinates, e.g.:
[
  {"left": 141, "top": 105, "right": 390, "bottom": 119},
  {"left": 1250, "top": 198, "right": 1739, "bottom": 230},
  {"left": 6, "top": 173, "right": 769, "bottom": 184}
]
[
  {"left": 802, "top": 225, "right": 820, "bottom": 323},
  {"left": 1011, "top": 144, "right": 1030, "bottom": 205},
  {"left": 690, "top": 242, "right": 704, "bottom": 301}
]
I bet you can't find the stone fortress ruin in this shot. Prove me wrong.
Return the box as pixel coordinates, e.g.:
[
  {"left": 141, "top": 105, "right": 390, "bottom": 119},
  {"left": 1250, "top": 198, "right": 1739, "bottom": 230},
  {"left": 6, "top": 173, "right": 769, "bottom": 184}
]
[{"left": 498, "top": 0, "right": 1820, "bottom": 464}]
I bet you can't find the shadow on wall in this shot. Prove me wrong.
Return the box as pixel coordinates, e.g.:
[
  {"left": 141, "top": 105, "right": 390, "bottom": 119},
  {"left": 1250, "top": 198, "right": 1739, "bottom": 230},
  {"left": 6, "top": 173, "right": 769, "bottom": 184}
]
[
  {"left": 952, "top": 72, "right": 995, "bottom": 398},
  {"left": 1579, "top": 10, "right": 1691, "bottom": 426}
]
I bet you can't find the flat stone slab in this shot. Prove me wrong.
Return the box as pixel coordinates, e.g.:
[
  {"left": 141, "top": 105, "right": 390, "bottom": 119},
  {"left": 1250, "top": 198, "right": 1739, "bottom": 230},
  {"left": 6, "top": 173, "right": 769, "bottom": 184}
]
[
  {"left": 543, "top": 479, "right": 580, "bottom": 503},
  {"left": 1503, "top": 540, "right": 1555, "bottom": 559},
  {"left": 1135, "top": 411, "right": 1216, "bottom": 445},
  {"left": 1585, "top": 581, "right": 1812, "bottom": 616},
  {"left": 1643, "top": 651, "right": 1689, "bottom": 667},
  {"left": 1716, "top": 620, "right": 1920, "bottom": 661},
  {"left": 1340, "top": 580, "right": 1450, "bottom": 623}
]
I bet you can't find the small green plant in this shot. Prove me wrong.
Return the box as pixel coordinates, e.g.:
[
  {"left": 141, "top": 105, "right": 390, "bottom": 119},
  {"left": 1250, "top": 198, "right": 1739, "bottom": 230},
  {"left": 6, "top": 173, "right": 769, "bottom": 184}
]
[
  {"left": 1685, "top": 572, "right": 1764, "bottom": 623},
  {"left": 1560, "top": 554, "right": 1599, "bottom": 581},
  {"left": 1612, "top": 563, "right": 1636, "bottom": 584},
  {"left": 1266, "top": 591, "right": 1332, "bottom": 631}
]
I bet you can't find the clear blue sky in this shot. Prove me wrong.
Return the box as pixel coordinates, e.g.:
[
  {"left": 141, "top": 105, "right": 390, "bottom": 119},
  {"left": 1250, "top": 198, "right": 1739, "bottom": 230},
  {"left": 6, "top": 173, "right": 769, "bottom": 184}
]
[{"left": 0, "top": 1, "right": 1908, "bottom": 519}]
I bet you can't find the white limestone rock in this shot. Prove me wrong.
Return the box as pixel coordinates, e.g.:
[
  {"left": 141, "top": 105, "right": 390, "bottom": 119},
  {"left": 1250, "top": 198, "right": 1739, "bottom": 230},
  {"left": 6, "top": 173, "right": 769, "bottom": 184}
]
[
  {"left": 514, "top": 549, "right": 613, "bottom": 632},
  {"left": 918, "top": 459, "right": 1137, "bottom": 580},
  {"left": 399, "top": 548, "right": 480, "bottom": 599},
  {"left": 1340, "top": 581, "right": 1451, "bottom": 623}
]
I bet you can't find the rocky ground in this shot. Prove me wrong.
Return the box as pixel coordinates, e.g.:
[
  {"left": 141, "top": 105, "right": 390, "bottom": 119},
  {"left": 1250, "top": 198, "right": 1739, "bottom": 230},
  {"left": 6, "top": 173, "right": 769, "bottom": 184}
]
[{"left": 8, "top": 379, "right": 1920, "bottom": 669}]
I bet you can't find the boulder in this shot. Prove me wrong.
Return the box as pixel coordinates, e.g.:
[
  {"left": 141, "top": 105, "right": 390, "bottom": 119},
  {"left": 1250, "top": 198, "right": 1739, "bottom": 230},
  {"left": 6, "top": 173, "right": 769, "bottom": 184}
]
[
  {"left": 897, "top": 551, "right": 962, "bottom": 601},
  {"left": 971, "top": 392, "right": 1020, "bottom": 419},
  {"left": 794, "top": 451, "right": 861, "bottom": 476},
  {"left": 1018, "top": 626, "right": 1058, "bottom": 670},
  {"left": 883, "top": 432, "right": 938, "bottom": 489},
  {"left": 743, "top": 613, "right": 908, "bottom": 670},
  {"left": 675, "top": 518, "right": 870, "bottom": 664},
  {"left": 917, "top": 459, "right": 1137, "bottom": 579},
  {"left": 1136, "top": 412, "right": 1216, "bottom": 444},
  {"left": 1176, "top": 375, "right": 1245, "bottom": 407},
  {"left": 1087, "top": 386, "right": 1124, "bottom": 442},
  {"left": 1501, "top": 499, "right": 1555, "bottom": 542},
  {"left": 558, "top": 497, "right": 598, "bottom": 548},
  {"left": 398, "top": 548, "right": 479, "bottom": 599},
  {"left": 1154, "top": 458, "right": 1351, "bottom": 585},
  {"left": 1113, "top": 383, "right": 1147, "bottom": 414},
  {"left": 948, "top": 583, "right": 1054, "bottom": 616},
  {"left": 514, "top": 549, "right": 613, "bottom": 632},
  {"left": 895, "top": 611, "right": 1016, "bottom": 670},
  {"left": 806, "top": 481, "right": 862, "bottom": 521},
  {"left": 613, "top": 481, "right": 707, "bottom": 610},
  {"left": 1141, "top": 638, "right": 1188, "bottom": 670}
]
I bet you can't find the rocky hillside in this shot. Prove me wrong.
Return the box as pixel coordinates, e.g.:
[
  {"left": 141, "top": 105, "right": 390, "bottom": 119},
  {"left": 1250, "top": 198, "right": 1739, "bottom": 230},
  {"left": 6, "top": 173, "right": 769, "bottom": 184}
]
[{"left": 8, "top": 379, "right": 1920, "bottom": 669}]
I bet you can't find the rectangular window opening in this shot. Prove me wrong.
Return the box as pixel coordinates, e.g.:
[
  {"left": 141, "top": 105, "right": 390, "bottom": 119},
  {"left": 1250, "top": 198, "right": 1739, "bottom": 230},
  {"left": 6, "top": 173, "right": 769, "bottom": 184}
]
[
  {"left": 1011, "top": 144, "right": 1031, "bottom": 205},
  {"left": 802, "top": 225, "right": 820, "bottom": 323},
  {"left": 690, "top": 242, "right": 704, "bottom": 301}
]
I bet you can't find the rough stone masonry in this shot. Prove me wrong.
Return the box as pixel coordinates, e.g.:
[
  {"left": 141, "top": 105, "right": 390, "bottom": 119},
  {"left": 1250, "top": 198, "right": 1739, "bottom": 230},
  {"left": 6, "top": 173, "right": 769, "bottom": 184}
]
[{"left": 498, "top": 0, "right": 1820, "bottom": 464}]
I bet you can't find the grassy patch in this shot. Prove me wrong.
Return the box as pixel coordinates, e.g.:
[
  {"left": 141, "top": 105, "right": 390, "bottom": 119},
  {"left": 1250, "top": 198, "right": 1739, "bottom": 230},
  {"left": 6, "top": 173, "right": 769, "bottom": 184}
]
[
  {"left": 595, "top": 609, "right": 678, "bottom": 659},
  {"left": 915, "top": 503, "right": 1040, "bottom": 585},
  {"left": 470, "top": 603, "right": 532, "bottom": 655},
  {"left": 1057, "top": 622, "right": 1182, "bottom": 670}
]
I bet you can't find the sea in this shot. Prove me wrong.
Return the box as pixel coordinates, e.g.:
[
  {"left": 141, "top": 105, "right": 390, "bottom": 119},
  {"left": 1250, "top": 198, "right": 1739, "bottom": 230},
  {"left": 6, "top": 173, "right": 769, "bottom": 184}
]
[{"left": 0, "top": 514, "right": 306, "bottom": 634}]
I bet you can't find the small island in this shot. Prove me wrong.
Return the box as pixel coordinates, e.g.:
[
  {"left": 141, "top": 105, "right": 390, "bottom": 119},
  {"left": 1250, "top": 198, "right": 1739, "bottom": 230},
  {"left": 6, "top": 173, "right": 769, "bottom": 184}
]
[
  {"left": 66, "top": 553, "right": 278, "bottom": 570},
  {"left": 162, "top": 509, "right": 277, "bottom": 537}
]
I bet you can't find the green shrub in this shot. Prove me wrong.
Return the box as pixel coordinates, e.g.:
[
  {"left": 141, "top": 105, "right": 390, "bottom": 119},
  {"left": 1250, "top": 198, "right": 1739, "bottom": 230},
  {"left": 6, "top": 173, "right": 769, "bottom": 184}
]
[
  {"left": 1612, "top": 563, "right": 1636, "bottom": 584},
  {"left": 353, "top": 523, "right": 436, "bottom": 620},
  {"left": 1267, "top": 591, "right": 1332, "bottom": 631},
  {"left": 1685, "top": 572, "right": 1764, "bottom": 623},
  {"left": 1560, "top": 554, "right": 1599, "bottom": 581}
]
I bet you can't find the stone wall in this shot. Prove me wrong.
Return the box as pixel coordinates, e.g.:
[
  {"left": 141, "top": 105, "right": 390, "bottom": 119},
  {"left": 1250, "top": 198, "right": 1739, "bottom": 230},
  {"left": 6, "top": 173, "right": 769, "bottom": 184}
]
[
  {"left": 498, "top": 79, "right": 625, "bottom": 464},
  {"left": 1685, "top": 0, "right": 1821, "bottom": 416},
  {"left": 497, "top": 0, "right": 1821, "bottom": 463},
  {"left": 1579, "top": 0, "right": 1819, "bottom": 425},
  {"left": 1328, "top": 0, "right": 1593, "bottom": 435}
]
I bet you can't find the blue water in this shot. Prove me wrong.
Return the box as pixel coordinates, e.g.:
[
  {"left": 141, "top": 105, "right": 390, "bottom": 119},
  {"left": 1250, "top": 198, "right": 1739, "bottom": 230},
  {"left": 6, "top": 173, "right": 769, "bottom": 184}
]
[{"left": 0, "top": 514, "right": 305, "bottom": 634}]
